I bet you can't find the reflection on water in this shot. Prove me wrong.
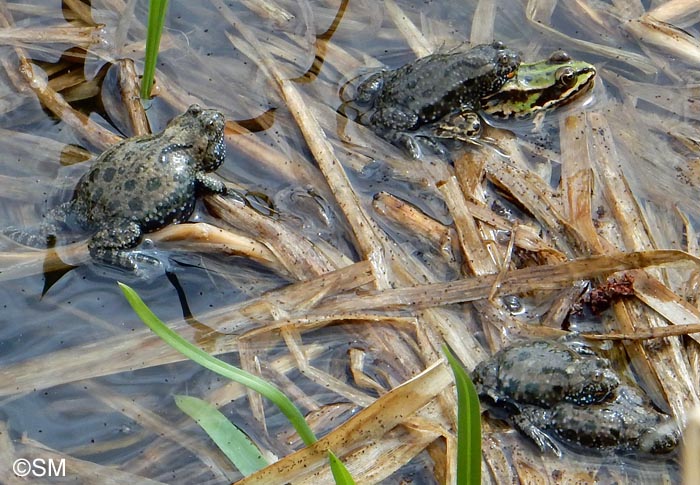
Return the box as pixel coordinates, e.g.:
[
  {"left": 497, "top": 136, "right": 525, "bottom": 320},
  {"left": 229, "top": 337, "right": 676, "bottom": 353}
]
[{"left": 0, "top": 0, "right": 697, "bottom": 482}]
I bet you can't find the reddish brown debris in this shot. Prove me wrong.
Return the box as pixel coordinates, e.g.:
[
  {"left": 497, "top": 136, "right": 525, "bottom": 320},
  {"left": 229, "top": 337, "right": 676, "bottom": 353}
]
[{"left": 584, "top": 273, "right": 636, "bottom": 315}]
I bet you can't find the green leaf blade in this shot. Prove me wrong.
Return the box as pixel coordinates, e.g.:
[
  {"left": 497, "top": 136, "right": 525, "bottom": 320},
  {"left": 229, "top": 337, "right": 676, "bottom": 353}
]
[
  {"left": 140, "top": 0, "right": 170, "bottom": 99},
  {"left": 443, "top": 345, "right": 482, "bottom": 485},
  {"left": 328, "top": 450, "right": 355, "bottom": 485},
  {"left": 175, "top": 395, "right": 268, "bottom": 476},
  {"left": 118, "top": 282, "right": 318, "bottom": 447}
]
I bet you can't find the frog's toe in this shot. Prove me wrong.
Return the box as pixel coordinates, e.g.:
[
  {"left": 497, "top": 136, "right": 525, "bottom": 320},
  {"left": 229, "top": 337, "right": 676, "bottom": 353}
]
[
  {"left": 511, "top": 413, "right": 562, "bottom": 457},
  {"left": 397, "top": 135, "right": 423, "bottom": 159},
  {"left": 638, "top": 420, "right": 680, "bottom": 454},
  {"left": 90, "top": 248, "right": 162, "bottom": 276},
  {"left": 3, "top": 226, "right": 55, "bottom": 248},
  {"left": 417, "top": 136, "right": 448, "bottom": 158}
]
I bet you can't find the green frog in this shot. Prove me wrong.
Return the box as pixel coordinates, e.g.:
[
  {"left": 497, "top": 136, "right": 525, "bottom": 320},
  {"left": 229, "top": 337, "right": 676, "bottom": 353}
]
[{"left": 481, "top": 50, "right": 596, "bottom": 119}]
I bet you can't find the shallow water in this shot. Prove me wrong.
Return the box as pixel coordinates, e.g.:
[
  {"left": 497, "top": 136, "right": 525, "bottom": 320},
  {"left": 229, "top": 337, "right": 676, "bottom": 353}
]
[{"left": 0, "top": 0, "right": 698, "bottom": 483}]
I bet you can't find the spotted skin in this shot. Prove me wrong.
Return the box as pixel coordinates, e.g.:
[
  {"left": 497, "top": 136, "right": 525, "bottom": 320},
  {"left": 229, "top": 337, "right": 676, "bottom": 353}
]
[
  {"left": 5, "top": 104, "right": 227, "bottom": 271},
  {"left": 472, "top": 338, "right": 620, "bottom": 409},
  {"left": 518, "top": 385, "right": 680, "bottom": 456},
  {"left": 472, "top": 338, "right": 677, "bottom": 456},
  {"left": 354, "top": 41, "right": 521, "bottom": 158}
]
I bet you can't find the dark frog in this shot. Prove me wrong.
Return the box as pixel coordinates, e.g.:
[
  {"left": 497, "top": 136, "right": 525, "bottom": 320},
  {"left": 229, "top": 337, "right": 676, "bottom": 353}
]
[
  {"left": 519, "top": 384, "right": 680, "bottom": 456},
  {"left": 473, "top": 338, "right": 620, "bottom": 409},
  {"left": 354, "top": 41, "right": 520, "bottom": 158},
  {"left": 5, "top": 104, "right": 227, "bottom": 272},
  {"left": 471, "top": 337, "right": 678, "bottom": 456}
]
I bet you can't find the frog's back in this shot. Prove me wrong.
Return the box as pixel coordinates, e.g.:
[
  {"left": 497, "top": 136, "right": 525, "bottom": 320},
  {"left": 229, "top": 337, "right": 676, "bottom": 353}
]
[
  {"left": 377, "top": 43, "right": 520, "bottom": 125},
  {"left": 74, "top": 133, "right": 198, "bottom": 231}
]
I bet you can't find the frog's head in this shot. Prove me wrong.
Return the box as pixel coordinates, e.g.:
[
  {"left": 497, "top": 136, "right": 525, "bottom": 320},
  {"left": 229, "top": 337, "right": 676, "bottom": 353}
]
[
  {"left": 482, "top": 50, "right": 596, "bottom": 119},
  {"left": 565, "top": 356, "right": 620, "bottom": 405},
  {"left": 638, "top": 419, "right": 680, "bottom": 454},
  {"left": 470, "top": 41, "right": 521, "bottom": 96},
  {"left": 175, "top": 104, "right": 226, "bottom": 172}
]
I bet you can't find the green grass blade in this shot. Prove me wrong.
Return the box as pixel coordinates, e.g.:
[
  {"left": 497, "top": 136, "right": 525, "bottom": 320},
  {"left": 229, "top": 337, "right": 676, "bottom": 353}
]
[
  {"left": 443, "top": 345, "right": 481, "bottom": 485},
  {"left": 140, "top": 0, "right": 170, "bottom": 99},
  {"left": 118, "top": 282, "right": 317, "bottom": 446},
  {"left": 328, "top": 450, "right": 355, "bottom": 484},
  {"left": 175, "top": 395, "right": 268, "bottom": 476}
]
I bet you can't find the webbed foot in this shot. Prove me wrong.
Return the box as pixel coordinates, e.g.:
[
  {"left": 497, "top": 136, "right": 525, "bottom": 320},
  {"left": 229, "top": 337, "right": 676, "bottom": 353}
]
[
  {"left": 88, "top": 220, "right": 159, "bottom": 273},
  {"left": 3, "top": 226, "right": 56, "bottom": 248},
  {"left": 3, "top": 201, "right": 76, "bottom": 248},
  {"left": 511, "top": 409, "right": 562, "bottom": 457}
]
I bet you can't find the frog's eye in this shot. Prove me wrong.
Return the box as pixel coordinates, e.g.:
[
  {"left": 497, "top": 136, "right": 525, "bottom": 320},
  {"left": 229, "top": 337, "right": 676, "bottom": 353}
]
[
  {"left": 496, "top": 52, "right": 512, "bottom": 66},
  {"left": 492, "top": 40, "right": 506, "bottom": 50},
  {"left": 556, "top": 67, "right": 576, "bottom": 88},
  {"left": 549, "top": 50, "right": 571, "bottom": 63}
]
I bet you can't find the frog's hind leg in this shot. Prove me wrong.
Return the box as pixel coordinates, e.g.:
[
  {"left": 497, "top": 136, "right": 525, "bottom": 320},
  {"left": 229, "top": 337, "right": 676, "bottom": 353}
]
[
  {"left": 3, "top": 200, "right": 77, "bottom": 248},
  {"left": 511, "top": 411, "right": 562, "bottom": 457},
  {"left": 88, "top": 220, "right": 157, "bottom": 271}
]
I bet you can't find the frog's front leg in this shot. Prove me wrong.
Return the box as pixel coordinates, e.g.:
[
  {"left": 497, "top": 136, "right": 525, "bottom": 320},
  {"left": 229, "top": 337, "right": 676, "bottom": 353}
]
[
  {"left": 511, "top": 408, "right": 562, "bottom": 457},
  {"left": 88, "top": 220, "right": 158, "bottom": 271},
  {"left": 195, "top": 172, "right": 227, "bottom": 195},
  {"left": 371, "top": 106, "right": 419, "bottom": 133}
]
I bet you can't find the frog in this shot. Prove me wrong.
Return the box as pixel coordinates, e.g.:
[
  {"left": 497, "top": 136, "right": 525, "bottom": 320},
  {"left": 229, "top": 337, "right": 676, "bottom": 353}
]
[
  {"left": 517, "top": 384, "right": 680, "bottom": 456},
  {"left": 472, "top": 338, "right": 620, "bottom": 409},
  {"left": 4, "top": 104, "right": 227, "bottom": 272},
  {"left": 480, "top": 50, "right": 596, "bottom": 119},
  {"left": 353, "top": 41, "right": 521, "bottom": 158},
  {"left": 472, "top": 337, "right": 679, "bottom": 457}
]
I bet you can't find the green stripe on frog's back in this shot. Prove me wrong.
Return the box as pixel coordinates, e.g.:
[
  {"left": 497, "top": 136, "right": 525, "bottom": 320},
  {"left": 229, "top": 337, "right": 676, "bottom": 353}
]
[{"left": 481, "top": 51, "right": 596, "bottom": 119}]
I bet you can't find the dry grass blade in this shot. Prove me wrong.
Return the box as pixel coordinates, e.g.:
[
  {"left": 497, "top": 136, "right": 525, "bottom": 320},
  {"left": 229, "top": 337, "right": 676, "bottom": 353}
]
[
  {"left": 631, "top": 270, "right": 700, "bottom": 344},
  {"left": 372, "top": 191, "right": 459, "bottom": 257},
  {"left": 314, "top": 250, "right": 699, "bottom": 313},
  {"left": 115, "top": 59, "right": 150, "bottom": 136},
  {"left": 18, "top": 436, "right": 167, "bottom": 484},
  {"left": 0, "top": 222, "right": 290, "bottom": 282},
  {"left": 206, "top": 261, "right": 374, "bottom": 332},
  {"left": 154, "top": 222, "right": 289, "bottom": 276},
  {"left": 525, "top": 0, "right": 657, "bottom": 74},
  {"left": 206, "top": 195, "right": 342, "bottom": 278},
  {"left": 625, "top": 15, "right": 700, "bottom": 65},
  {"left": 648, "top": 0, "right": 700, "bottom": 24},
  {"left": 89, "top": 382, "right": 235, "bottom": 481},
  {"left": 438, "top": 177, "right": 498, "bottom": 275},
  {"left": 384, "top": 0, "right": 432, "bottom": 57},
  {"left": 683, "top": 407, "right": 700, "bottom": 485},
  {"left": 0, "top": 25, "right": 102, "bottom": 44},
  {"left": 237, "top": 361, "right": 453, "bottom": 483}
]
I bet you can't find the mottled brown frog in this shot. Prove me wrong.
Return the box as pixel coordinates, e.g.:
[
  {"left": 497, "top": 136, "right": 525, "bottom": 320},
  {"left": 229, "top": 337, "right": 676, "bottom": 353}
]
[{"left": 5, "top": 104, "right": 227, "bottom": 272}]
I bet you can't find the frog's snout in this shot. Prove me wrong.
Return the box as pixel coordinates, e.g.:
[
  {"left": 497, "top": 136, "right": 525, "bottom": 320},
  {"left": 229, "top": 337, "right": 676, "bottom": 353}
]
[
  {"left": 203, "top": 111, "right": 226, "bottom": 135},
  {"left": 638, "top": 420, "right": 680, "bottom": 454}
]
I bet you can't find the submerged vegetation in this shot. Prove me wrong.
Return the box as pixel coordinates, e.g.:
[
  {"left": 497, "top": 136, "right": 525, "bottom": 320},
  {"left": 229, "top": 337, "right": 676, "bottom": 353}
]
[
  {"left": 140, "top": 0, "right": 169, "bottom": 99},
  {"left": 0, "top": 1, "right": 699, "bottom": 483}
]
